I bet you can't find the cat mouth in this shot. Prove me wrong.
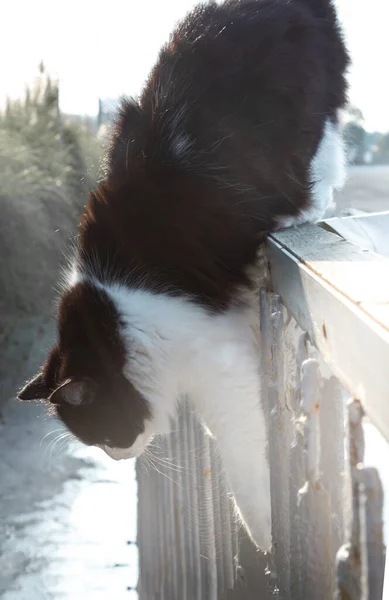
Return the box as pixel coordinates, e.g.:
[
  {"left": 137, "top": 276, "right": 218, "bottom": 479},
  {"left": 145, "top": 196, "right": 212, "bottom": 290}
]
[
  {"left": 97, "top": 431, "right": 153, "bottom": 461},
  {"left": 98, "top": 444, "right": 135, "bottom": 461}
]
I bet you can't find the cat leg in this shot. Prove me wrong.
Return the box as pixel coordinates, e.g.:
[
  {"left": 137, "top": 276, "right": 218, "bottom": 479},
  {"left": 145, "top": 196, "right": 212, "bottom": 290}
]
[
  {"left": 192, "top": 334, "right": 271, "bottom": 552},
  {"left": 215, "top": 403, "right": 271, "bottom": 552}
]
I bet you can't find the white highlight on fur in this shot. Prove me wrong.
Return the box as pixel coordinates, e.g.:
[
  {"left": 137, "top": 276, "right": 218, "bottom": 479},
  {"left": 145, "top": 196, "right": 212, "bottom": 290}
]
[
  {"left": 278, "top": 118, "right": 347, "bottom": 228},
  {"left": 171, "top": 133, "right": 192, "bottom": 159},
  {"left": 65, "top": 263, "right": 81, "bottom": 289},
  {"left": 100, "top": 281, "right": 271, "bottom": 551}
]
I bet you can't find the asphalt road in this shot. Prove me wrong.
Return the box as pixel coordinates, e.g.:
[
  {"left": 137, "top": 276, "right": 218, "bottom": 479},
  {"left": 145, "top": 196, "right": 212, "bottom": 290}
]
[
  {"left": 0, "top": 328, "right": 138, "bottom": 600},
  {"left": 335, "top": 165, "right": 389, "bottom": 214}
]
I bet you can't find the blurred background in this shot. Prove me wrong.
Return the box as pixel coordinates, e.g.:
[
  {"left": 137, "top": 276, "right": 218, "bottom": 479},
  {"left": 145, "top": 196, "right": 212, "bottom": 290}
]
[{"left": 0, "top": 1, "right": 388, "bottom": 598}]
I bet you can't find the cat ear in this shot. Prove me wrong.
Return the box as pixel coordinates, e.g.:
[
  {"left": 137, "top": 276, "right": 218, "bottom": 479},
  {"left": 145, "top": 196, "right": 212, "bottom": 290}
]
[
  {"left": 49, "top": 379, "right": 94, "bottom": 407},
  {"left": 18, "top": 372, "right": 51, "bottom": 401}
]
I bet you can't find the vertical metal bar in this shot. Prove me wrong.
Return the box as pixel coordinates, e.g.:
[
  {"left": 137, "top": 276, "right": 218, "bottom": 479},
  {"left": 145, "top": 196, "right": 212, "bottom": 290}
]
[
  {"left": 141, "top": 457, "right": 152, "bottom": 599},
  {"left": 181, "top": 401, "right": 194, "bottom": 597},
  {"left": 166, "top": 430, "right": 180, "bottom": 600},
  {"left": 218, "top": 464, "right": 235, "bottom": 592},
  {"left": 260, "top": 288, "right": 279, "bottom": 597},
  {"left": 173, "top": 412, "right": 188, "bottom": 600},
  {"left": 203, "top": 433, "right": 218, "bottom": 599},
  {"left": 336, "top": 399, "right": 365, "bottom": 600},
  {"left": 165, "top": 433, "right": 175, "bottom": 597},
  {"left": 158, "top": 436, "right": 171, "bottom": 599},
  {"left": 154, "top": 462, "right": 162, "bottom": 599},
  {"left": 299, "top": 358, "right": 334, "bottom": 599},
  {"left": 211, "top": 446, "right": 224, "bottom": 596},
  {"left": 268, "top": 296, "right": 291, "bottom": 596},
  {"left": 151, "top": 455, "right": 159, "bottom": 598},
  {"left": 136, "top": 460, "right": 145, "bottom": 600},
  {"left": 358, "top": 466, "right": 386, "bottom": 600},
  {"left": 142, "top": 460, "right": 151, "bottom": 600},
  {"left": 187, "top": 406, "right": 203, "bottom": 600},
  {"left": 194, "top": 417, "right": 208, "bottom": 598},
  {"left": 289, "top": 332, "right": 308, "bottom": 600},
  {"left": 320, "top": 378, "right": 348, "bottom": 553}
]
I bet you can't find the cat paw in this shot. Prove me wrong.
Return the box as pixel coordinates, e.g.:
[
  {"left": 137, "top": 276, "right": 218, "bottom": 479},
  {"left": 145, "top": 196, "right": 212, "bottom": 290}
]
[
  {"left": 234, "top": 495, "right": 272, "bottom": 552},
  {"left": 245, "top": 510, "right": 272, "bottom": 552}
]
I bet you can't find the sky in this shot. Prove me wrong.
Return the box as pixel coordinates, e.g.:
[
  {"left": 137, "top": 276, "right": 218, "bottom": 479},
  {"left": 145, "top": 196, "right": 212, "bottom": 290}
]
[{"left": 1, "top": 0, "right": 388, "bottom": 132}]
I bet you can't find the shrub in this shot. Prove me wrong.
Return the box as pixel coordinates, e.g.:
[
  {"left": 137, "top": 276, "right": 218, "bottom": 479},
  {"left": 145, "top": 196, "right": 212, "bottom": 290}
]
[
  {"left": 0, "top": 64, "right": 103, "bottom": 403},
  {"left": 0, "top": 64, "right": 102, "bottom": 214}
]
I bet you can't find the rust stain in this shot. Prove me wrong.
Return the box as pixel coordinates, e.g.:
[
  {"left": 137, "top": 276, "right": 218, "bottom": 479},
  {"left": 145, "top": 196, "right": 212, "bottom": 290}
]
[{"left": 204, "top": 468, "right": 212, "bottom": 481}]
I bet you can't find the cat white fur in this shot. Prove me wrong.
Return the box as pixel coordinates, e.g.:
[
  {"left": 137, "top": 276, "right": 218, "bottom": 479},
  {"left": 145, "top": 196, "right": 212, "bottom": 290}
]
[{"left": 82, "top": 278, "right": 273, "bottom": 551}]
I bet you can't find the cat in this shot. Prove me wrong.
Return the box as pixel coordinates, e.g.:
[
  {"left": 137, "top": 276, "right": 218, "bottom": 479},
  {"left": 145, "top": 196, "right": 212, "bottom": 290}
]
[{"left": 18, "top": 0, "right": 349, "bottom": 551}]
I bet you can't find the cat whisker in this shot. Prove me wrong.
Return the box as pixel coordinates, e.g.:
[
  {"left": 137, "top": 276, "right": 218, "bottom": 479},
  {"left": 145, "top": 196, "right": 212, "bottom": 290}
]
[
  {"left": 148, "top": 454, "right": 184, "bottom": 473},
  {"left": 44, "top": 432, "right": 71, "bottom": 463},
  {"left": 142, "top": 450, "right": 182, "bottom": 488},
  {"left": 54, "top": 433, "right": 74, "bottom": 457},
  {"left": 40, "top": 428, "right": 67, "bottom": 450}
]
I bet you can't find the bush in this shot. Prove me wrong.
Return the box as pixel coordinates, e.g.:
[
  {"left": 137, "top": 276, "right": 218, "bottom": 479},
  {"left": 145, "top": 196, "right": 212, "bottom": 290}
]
[
  {"left": 0, "top": 65, "right": 101, "bottom": 213},
  {"left": 0, "top": 64, "right": 103, "bottom": 405}
]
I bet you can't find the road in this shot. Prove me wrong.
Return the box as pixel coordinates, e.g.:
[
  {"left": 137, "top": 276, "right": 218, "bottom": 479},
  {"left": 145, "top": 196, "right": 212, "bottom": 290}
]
[
  {"left": 335, "top": 165, "right": 389, "bottom": 214},
  {"left": 0, "top": 328, "right": 138, "bottom": 600}
]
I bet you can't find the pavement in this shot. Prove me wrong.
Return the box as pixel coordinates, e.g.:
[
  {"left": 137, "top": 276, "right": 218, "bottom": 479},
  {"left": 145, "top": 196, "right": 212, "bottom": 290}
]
[
  {"left": 0, "top": 329, "right": 138, "bottom": 600},
  {"left": 335, "top": 164, "right": 389, "bottom": 214}
]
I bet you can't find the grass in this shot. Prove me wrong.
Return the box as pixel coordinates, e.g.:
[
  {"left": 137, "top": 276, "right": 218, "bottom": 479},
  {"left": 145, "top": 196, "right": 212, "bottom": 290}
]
[
  {"left": 0, "top": 65, "right": 102, "bottom": 213},
  {"left": 0, "top": 64, "right": 104, "bottom": 405}
]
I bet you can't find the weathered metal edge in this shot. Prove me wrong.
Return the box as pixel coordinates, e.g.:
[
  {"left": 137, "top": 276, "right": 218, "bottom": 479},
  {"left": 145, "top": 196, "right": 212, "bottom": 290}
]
[{"left": 266, "top": 231, "right": 389, "bottom": 442}]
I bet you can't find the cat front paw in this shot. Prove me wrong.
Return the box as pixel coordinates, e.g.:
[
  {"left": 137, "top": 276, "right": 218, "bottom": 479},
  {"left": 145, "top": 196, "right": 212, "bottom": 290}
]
[
  {"left": 245, "top": 508, "right": 272, "bottom": 552},
  {"left": 233, "top": 493, "right": 272, "bottom": 552}
]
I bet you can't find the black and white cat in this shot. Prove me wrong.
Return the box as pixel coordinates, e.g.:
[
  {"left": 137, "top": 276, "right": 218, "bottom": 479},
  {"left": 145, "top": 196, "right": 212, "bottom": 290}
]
[{"left": 19, "top": 0, "right": 349, "bottom": 551}]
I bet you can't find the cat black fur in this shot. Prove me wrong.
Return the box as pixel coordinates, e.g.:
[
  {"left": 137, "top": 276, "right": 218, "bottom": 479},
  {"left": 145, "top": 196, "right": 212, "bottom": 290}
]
[{"left": 19, "top": 0, "right": 349, "bottom": 450}]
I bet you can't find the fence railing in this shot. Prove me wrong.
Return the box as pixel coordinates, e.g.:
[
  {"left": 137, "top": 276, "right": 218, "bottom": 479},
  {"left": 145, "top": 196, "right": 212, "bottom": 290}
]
[{"left": 136, "top": 221, "right": 389, "bottom": 599}]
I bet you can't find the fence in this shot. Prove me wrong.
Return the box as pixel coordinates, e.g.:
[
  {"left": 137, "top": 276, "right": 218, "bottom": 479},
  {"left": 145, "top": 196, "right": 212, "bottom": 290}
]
[{"left": 136, "top": 220, "right": 389, "bottom": 599}]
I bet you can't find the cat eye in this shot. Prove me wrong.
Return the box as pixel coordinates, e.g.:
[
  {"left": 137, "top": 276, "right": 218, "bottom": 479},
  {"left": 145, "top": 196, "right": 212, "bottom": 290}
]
[{"left": 48, "top": 378, "right": 96, "bottom": 407}]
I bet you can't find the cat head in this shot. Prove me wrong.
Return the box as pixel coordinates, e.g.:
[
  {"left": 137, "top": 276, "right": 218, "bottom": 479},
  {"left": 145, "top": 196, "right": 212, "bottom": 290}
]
[{"left": 18, "top": 281, "right": 156, "bottom": 460}]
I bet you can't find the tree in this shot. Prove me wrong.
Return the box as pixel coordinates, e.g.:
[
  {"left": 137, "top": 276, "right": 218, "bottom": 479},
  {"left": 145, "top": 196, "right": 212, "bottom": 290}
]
[
  {"left": 376, "top": 133, "right": 389, "bottom": 164},
  {"left": 343, "top": 121, "right": 366, "bottom": 165},
  {"left": 345, "top": 104, "right": 364, "bottom": 125}
]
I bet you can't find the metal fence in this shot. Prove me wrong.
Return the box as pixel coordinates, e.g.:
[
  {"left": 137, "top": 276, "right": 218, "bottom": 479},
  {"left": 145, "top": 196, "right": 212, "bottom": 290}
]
[{"left": 137, "top": 221, "right": 389, "bottom": 599}]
